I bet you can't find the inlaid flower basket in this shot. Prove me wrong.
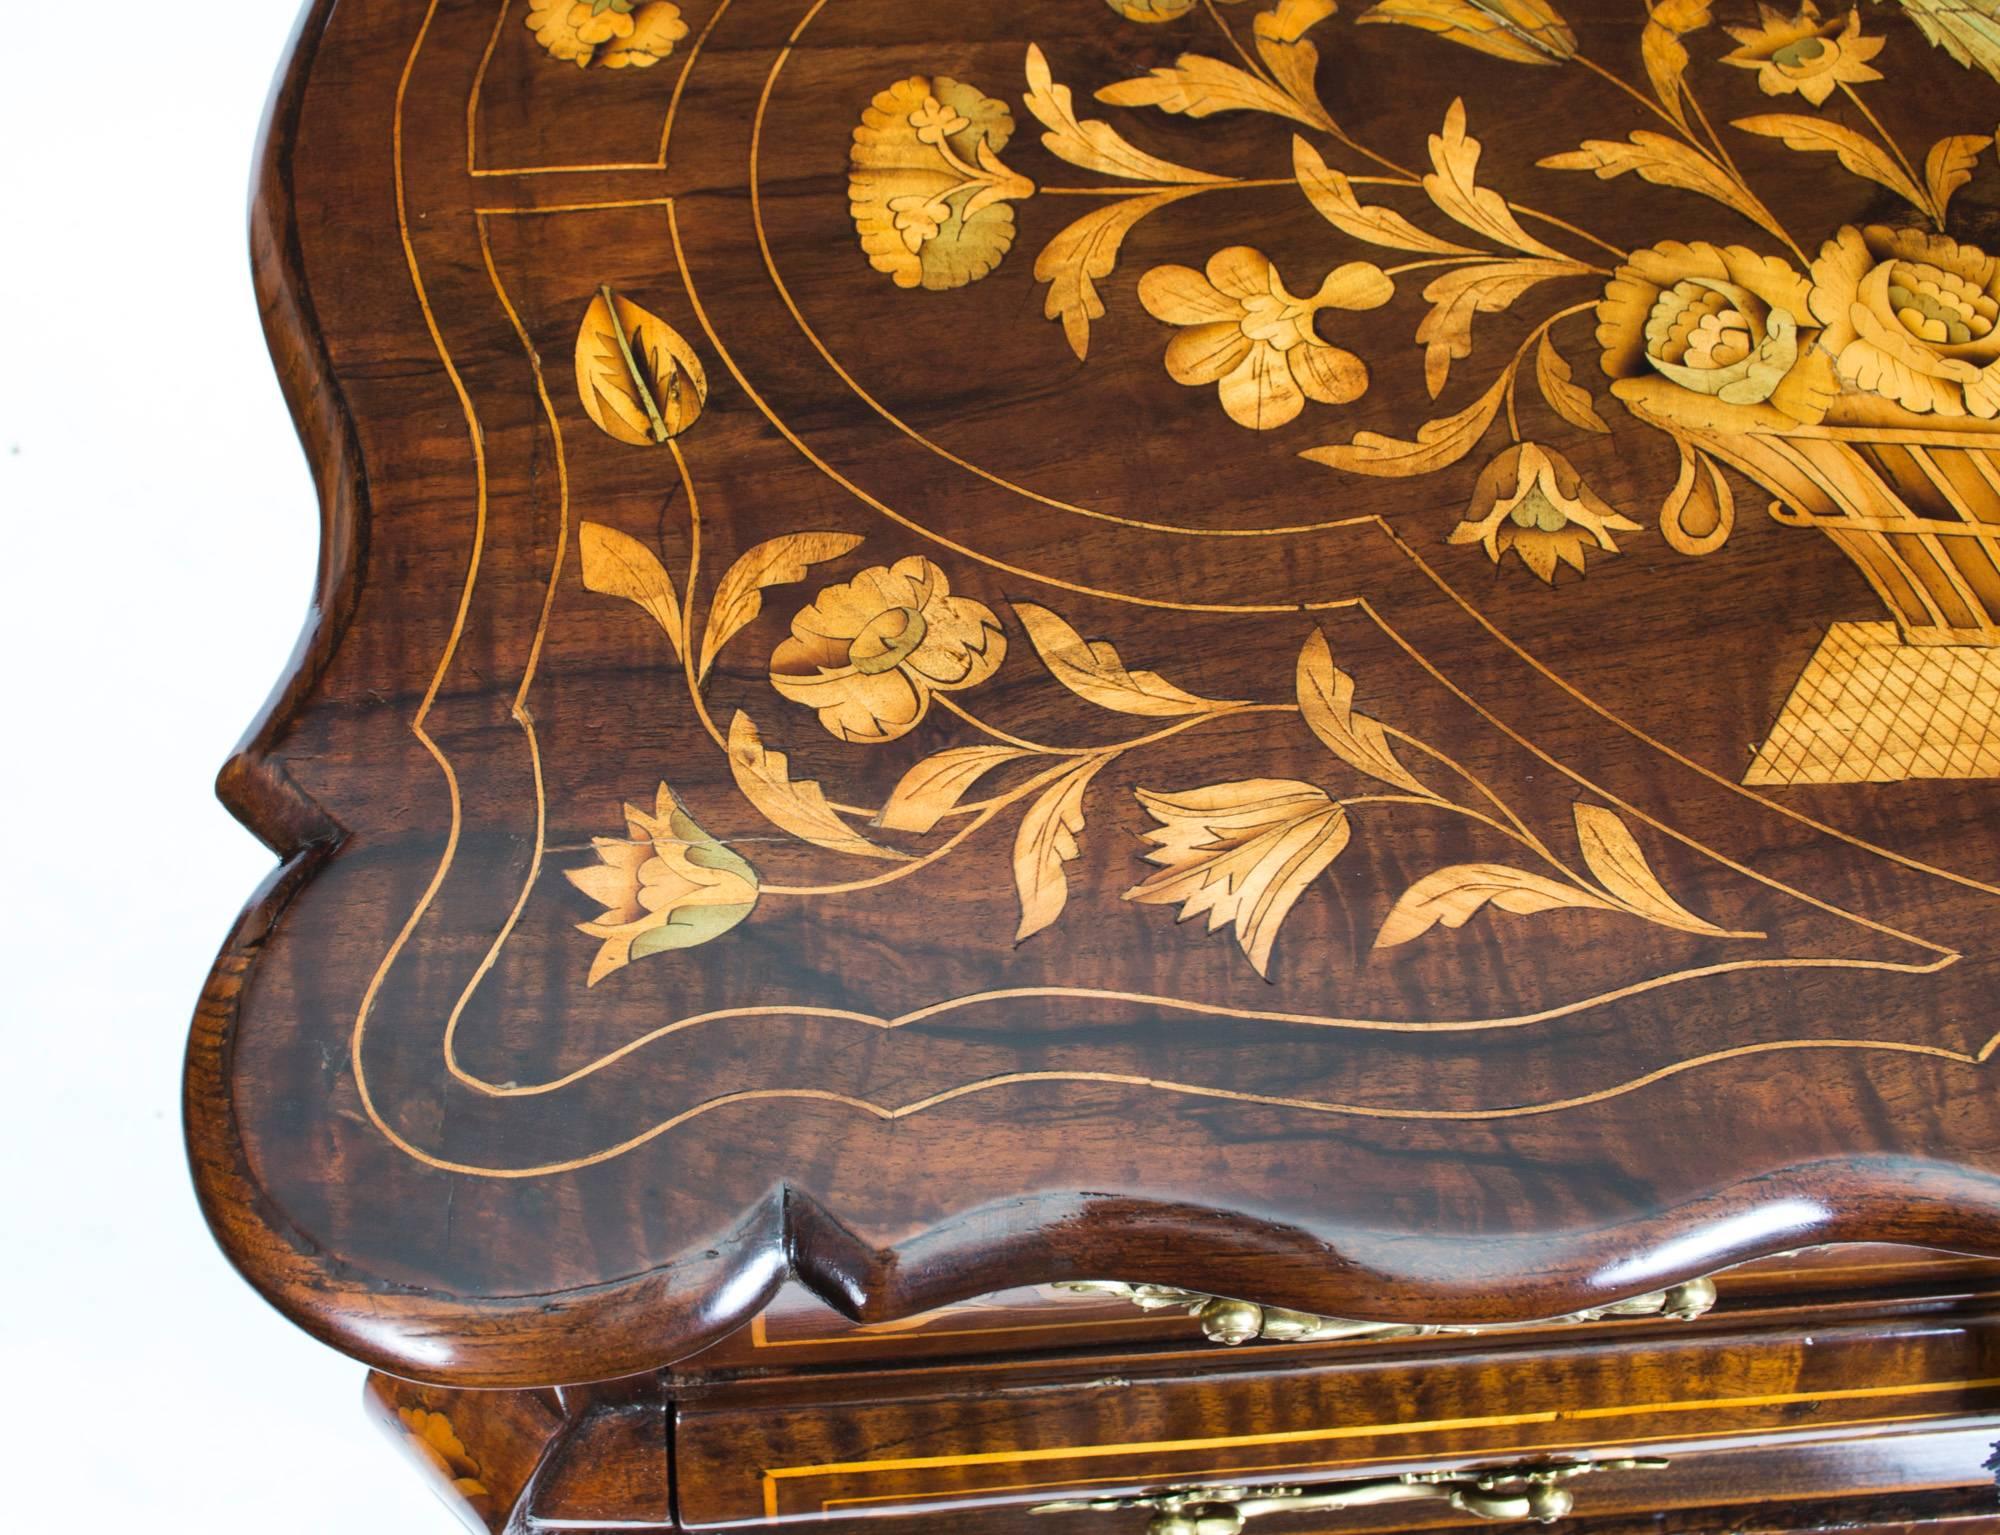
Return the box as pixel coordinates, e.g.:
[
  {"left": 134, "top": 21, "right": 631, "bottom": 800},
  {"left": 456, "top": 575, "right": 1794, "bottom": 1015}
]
[
  {"left": 1605, "top": 226, "right": 2000, "bottom": 646},
  {"left": 1597, "top": 226, "right": 2000, "bottom": 780},
  {"left": 1689, "top": 415, "right": 2000, "bottom": 645},
  {"left": 823, "top": 0, "right": 2000, "bottom": 780}
]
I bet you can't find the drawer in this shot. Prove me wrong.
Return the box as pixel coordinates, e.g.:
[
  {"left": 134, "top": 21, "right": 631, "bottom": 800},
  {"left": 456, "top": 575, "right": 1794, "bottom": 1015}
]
[
  {"left": 679, "top": 1247, "right": 2000, "bottom": 1372},
  {"left": 1027, "top": 1430, "right": 2000, "bottom": 1535},
  {"left": 673, "top": 1309, "right": 2000, "bottom": 1527}
]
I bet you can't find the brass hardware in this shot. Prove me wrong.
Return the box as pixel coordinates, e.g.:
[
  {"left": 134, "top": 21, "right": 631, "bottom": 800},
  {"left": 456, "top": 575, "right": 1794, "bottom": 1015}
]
[
  {"left": 1032, "top": 1457, "right": 1669, "bottom": 1531},
  {"left": 1057, "top": 1277, "right": 1718, "bottom": 1346}
]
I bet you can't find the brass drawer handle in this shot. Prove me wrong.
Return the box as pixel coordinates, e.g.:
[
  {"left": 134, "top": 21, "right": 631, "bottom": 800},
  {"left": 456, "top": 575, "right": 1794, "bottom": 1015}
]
[
  {"left": 1057, "top": 1279, "right": 1718, "bottom": 1346},
  {"left": 1032, "top": 1457, "right": 1669, "bottom": 1532}
]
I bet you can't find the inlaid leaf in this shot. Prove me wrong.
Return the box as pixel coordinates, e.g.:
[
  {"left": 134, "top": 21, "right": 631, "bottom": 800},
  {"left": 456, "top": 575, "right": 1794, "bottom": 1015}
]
[
  {"left": 1534, "top": 331, "right": 1609, "bottom": 433},
  {"left": 698, "top": 532, "right": 864, "bottom": 682},
  {"left": 1094, "top": 0, "right": 1338, "bottom": 127},
  {"left": 1014, "top": 757, "right": 1104, "bottom": 941},
  {"left": 1425, "top": 100, "right": 1569, "bottom": 257},
  {"left": 725, "top": 712, "right": 908, "bottom": 861},
  {"left": 879, "top": 745, "right": 1034, "bottom": 835},
  {"left": 1417, "top": 259, "right": 1586, "bottom": 398},
  {"left": 1639, "top": 0, "right": 1709, "bottom": 133},
  {"left": 1296, "top": 630, "right": 1430, "bottom": 796},
  {"left": 1358, "top": 0, "right": 1577, "bottom": 63},
  {"left": 579, "top": 521, "right": 683, "bottom": 655},
  {"left": 1538, "top": 134, "right": 1790, "bottom": 246},
  {"left": 1731, "top": 115, "right": 1931, "bottom": 218},
  {"left": 1301, "top": 367, "right": 1508, "bottom": 478},
  {"left": 1294, "top": 138, "right": 1480, "bottom": 255},
  {"left": 1125, "top": 779, "right": 1351, "bottom": 978},
  {"left": 1013, "top": 602, "right": 1240, "bottom": 715},
  {"left": 1640, "top": 26, "right": 1692, "bottom": 133},
  {"left": 1023, "top": 45, "right": 1226, "bottom": 184},
  {"left": 575, "top": 287, "right": 707, "bottom": 446},
  {"left": 1254, "top": 0, "right": 1340, "bottom": 115},
  {"left": 1036, "top": 188, "right": 1200, "bottom": 361},
  {"left": 1897, "top": 0, "right": 2000, "bottom": 83},
  {"left": 1649, "top": 0, "right": 1711, "bottom": 25},
  {"left": 1925, "top": 134, "right": 1990, "bottom": 221},
  {"left": 1572, "top": 803, "right": 1731, "bottom": 937},
  {"left": 1097, "top": 53, "right": 1319, "bottom": 128},
  {"left": 1374, "top": 863, "right": 1614, "bottom": 948}
]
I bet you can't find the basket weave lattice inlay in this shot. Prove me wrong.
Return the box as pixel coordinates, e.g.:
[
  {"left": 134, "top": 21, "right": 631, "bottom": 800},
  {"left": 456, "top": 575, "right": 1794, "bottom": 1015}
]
[{"left": 1745, "top": 622, "right": 2000, "bottom": 785}]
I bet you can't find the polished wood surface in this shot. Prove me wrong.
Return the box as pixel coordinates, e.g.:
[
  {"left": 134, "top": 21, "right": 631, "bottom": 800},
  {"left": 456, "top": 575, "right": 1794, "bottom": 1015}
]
[
  {"left": 682, "top": 1314, "right": 2000, "bottom": 1523},
  {"left": 363, "top": 1373, "right": 565, "bottom": 1530},
  {"left": 682, "top": 1245, "right": 2000, "bottom": 1365},
  {"left": 357, "top": 1248, "right": 2000, "bottom": 1531},
  {"left": 195, "top": 0, "right": 2000, "bottom": 1391}
]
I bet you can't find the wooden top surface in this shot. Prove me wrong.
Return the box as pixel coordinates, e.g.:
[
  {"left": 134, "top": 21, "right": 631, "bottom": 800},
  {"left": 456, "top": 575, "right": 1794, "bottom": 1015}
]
[{"left": 193, "top": 0, "right": 2000, "bottom": 1384}]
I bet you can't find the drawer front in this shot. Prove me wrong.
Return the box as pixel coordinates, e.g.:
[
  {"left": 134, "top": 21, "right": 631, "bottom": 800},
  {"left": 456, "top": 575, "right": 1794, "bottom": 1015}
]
[
  {"left": 674, "top": 1311, "right": 2000, "bottom": 1527},
  {"left": 680, "top": 1247, "right": 2000, "bottom": 1372},
  {"left": 1020, "top": 1431, "right": 2000, "bottom": 1535}
]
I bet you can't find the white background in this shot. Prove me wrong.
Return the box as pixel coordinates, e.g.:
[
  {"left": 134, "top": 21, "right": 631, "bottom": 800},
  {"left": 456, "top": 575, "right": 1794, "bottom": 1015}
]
[{"left": 0, "top": 2, "right": 448, "bottom": 1527}]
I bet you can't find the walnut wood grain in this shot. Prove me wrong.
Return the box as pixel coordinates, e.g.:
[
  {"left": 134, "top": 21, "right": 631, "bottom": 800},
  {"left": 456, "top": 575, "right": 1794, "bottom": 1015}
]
[
  {"left": 678, "top": 1245, "right": 2000, "bottom": 1369},
  {"left": 674, "top": 1305, "right": 2000, "bottom": 1523},
  {"left": 363, "top": 1373, "right": 564, "bottom": 1532},
  {"left": 194, "top": 0, "right": 2000, "bottom": 1388},
  {"left": 357, "top": 1263, "right": 2000, "bottom": 1533}
]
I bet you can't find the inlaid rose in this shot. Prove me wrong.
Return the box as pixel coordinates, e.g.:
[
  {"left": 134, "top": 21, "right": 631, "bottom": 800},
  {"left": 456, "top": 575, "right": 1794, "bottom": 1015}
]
[
  {"left": 1809, "top": 224, "right": 2000, "bottom": 418},
  {"left": 1595, "top": 240, "right": 1835, "bottom": 429},
  {"left": 770, "top": 557, "right": 1006, "bottom": 743}
]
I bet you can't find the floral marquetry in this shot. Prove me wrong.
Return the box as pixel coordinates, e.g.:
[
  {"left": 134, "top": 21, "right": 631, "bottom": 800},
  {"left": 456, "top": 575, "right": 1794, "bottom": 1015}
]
[
  {"left": 849, "top": 78, "right": 1035, "bottom": 291},
  {"left": 1106, "top": 0, "right": 1204, "bottom": 19},
  {"left": 195, "top": 0, "right": 2000, "bottom": 1424},
  {"left": 1356, "top": 0, "right": 1578, "bottom": 63},
  {"left": 1810, "top": 225, "right": 2000, "bottom": 418},
  {"left": 526, "top": 0, "right": 687, "bottom": 69},
  {"left": 1721, "top": 2, "right": 1885, "bottom": 103},
  {"left": 1124, "top": 780, "right": 1353, "bottom": 978},
  {"left": 397, "top": 1409, "right": 490, "bottom": 1502},
  {"left": 575, "top": 288, "right": 707, "bottom": 444},
  {"left": 1449, "top": 443, "right": 1642, "bottom": 582},
  {"left": 1140, "top": 248, "right": 1391, "bottom": 429},
  {"left": 1595, "top": 241, "right": 1833, "bottom": 429},
  {"left": 769, "top": 558, "right": 1007, "bottom": 744},
  {"left": 566, "top": 786, "right": 759, "bottom": 986}
]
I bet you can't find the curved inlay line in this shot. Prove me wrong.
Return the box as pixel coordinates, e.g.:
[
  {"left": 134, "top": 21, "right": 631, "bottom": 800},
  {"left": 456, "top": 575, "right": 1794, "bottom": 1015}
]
[
  {"left": 445, "top": 960, "right": 1957, "bottom": 1103},
  {"left": 674, "top": 212, "right": 1369, "bottom": 614},
  {"left": 466, "top": 0, "right": 737, "bottom": 177},
  {"left": 352, "top": 0, "right": 502, "bottom": 1177},
  {"left": 348, "top": 0, "right": 1989, "bottom": 1183},
  {"left": 749, "top": 9, "right": 1378, "bottom": 541},
  {"left": 739, "top": 0, "right": 2000, "bottom": 916},
  {"left": 367, "top": 1040, "right": 1981, "bottom": 1181}
]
